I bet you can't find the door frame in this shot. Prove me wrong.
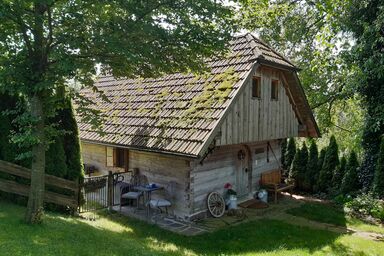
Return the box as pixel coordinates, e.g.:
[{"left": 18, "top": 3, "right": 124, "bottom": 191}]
[{"left": 235, "top": 144, "right": 252, "bottom": 197}]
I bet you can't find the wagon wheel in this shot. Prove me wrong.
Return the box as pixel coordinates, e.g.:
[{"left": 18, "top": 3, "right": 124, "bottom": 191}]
[{"left": 207, "top": 192, "right": 225, "bottom": 218}]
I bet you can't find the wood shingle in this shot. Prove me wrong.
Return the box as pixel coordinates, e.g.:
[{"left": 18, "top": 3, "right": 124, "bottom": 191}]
[{"left": 77, "top": 33, "right": 317, "bottom": 157}]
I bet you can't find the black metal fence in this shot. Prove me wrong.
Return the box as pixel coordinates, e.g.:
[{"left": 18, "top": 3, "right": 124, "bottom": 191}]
[
  {"left": 112, "top": 171, "right": 132, "bottom": 206},
  {"left": 79, "top": 170, "right": 132, "bottom": 213}
]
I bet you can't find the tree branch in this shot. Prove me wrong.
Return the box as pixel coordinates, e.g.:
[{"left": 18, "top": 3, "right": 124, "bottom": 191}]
[
  {"left": 332, "top": 123, "right": 353, "bottom": 133},
  {"left": 2, "top": 3, "right": 34, "bottom": 58},
  {"left": 46, "top": 6, "right": 54, "bottom": 54}
]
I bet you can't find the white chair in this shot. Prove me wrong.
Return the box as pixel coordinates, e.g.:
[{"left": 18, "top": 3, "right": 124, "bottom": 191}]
[{"left": 149, "top": 181, "right": 176, "bottom": 214}]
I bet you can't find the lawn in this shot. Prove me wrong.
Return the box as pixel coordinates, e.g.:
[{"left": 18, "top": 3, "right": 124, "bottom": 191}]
[
  {"left": 286, "top": 202, "right": 384, "bottom": 234},
  {"left": 0, "top": 200, "right": 384, "bottom": 256}
]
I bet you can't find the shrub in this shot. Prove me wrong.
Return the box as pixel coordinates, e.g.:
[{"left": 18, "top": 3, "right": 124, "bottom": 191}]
[
  {"left": 313, "top": 148, "right": 327, "bottom": 192},
  {"left": 281, "top": 139, "right": 287, "bottom": 169},
  {"left": 285, "top": 138, "right": 296, "bottom": 170},
  {"left": 305, "top": 140, "right": 319, "bottom": 192},
  {"left": 332, "top": 156, "right": 347, "bottom": 194},
  {"left": 373, "top": 138, "right": 384, "bottom": 198},
  {"left": 59, "top": 99, "right": 84, "bottom": 181},
  {"left": 341, "top": 151, "right": 360, "bottom": 195},
  {"left": 289, "top": 142, "right": 308, "bottom": 190},
  {"left": 317, "top": 136, "right": 339, "bottom": 192},
  {"left": 345, "top": 193, "right": 384, "bottom": 222}
]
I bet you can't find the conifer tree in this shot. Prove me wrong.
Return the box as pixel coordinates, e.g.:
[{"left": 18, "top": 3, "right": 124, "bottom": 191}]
[
  {"left": 373, "top": 138, "right": 384, "bottom": 198},
  {"left": 281, "top": 139, "right": 288, "bottom": 169},
  {"left": 289, "top": 142, "right": 308, "bottom": 190},
  {"left": 304, "top": 140, "right": 319, "bottom": 191},
  {"left": 285, "top": 138, "right": 296, "bottom": 170},
  {"left": 314, "top": 148, "right": 326, "bottom": 192},
  {"left": 317, "top": 136, "right": 339, "bottom": 192},
  {"left": 341, "top": 151, "right": 360, "bottom": 194},
  {"left": 332, "top": 156, "right": 347, "bottom": 193},
  {"left": 60, "top": 99, "right": 84, "bottom": 181}
]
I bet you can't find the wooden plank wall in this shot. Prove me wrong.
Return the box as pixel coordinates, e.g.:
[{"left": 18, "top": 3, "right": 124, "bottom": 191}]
[
  {"left": 190, "top": 140, "right": 282, "bottom": 217},
  {"left": 128, "top": 150, "right": 192, "bottom": 217},
  {"left": 216, "top": 67, "right": 299, "bottom": 146},
  {"left": 248, "top": 141, "right": 282, "bottom": 192}
]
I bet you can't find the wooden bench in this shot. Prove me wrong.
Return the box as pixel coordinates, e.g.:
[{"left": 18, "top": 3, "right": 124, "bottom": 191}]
[{"left": 260, "top": 169, "right": 294, "bottom": 203}]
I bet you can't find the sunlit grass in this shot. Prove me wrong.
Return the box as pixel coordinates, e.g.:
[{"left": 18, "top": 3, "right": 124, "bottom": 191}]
[
  {"left": 286, "top": 202, "right": 384, "bottom": 235},
  {"left": 0, "top": 200, "right": 383, "bottom": 256}
]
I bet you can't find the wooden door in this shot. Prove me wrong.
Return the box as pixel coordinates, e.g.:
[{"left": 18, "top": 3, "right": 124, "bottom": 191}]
[{"left": 236, "top": 146, "right": 250, "bottom": 197}]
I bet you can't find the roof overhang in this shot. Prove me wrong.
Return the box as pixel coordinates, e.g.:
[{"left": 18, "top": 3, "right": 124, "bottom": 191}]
[{"left": 81, "top": 139, "right": 199, "bottom": 159}]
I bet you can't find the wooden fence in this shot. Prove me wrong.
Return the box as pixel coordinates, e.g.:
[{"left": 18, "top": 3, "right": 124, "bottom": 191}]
[{"left": 0, "top": 160, "right": 79, "bottom": 208}]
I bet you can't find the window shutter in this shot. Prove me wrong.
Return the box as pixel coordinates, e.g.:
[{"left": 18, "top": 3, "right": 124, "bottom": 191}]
[
  {"left": 106, "top": 147, "right": 114, "bottom": 167},
  {"left": 113, "top": 148, "right": 117, "bottom": 167}
]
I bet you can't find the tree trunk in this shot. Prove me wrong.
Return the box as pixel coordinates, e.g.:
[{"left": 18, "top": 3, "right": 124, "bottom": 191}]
[{"left": 25, "top": 94, "right": 46, "bottom": 224}]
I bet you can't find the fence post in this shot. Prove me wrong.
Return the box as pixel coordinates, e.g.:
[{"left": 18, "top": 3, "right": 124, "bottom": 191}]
[
  {"left": 107, "top": 171, "right": 113, "bottom": 212},
  {"left": 74, "top": 177, "right": 80, "bottom": 215}
]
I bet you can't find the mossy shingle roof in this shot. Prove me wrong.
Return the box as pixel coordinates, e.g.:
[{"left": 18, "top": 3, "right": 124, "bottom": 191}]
[{"left": 77, "top": 34, "right": 302, "bottom": 157}]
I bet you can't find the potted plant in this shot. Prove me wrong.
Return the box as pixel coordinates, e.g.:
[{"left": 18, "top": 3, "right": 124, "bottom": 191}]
[{"left": 224, "top": 183, "right": 237, "bottom": 209}]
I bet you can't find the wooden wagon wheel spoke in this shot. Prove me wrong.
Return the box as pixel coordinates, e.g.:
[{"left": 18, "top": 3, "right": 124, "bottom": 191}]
[{"left": 207, "top": 191, "right": 225, "bottom": 218}]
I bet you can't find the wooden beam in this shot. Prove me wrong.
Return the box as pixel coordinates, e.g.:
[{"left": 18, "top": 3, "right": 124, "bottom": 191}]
[
  {"left": 0, "top": 179, "right": 78, "bottom": 208},
  {"left": 0, "top": 160, "right": 78, "bottom": 192}
]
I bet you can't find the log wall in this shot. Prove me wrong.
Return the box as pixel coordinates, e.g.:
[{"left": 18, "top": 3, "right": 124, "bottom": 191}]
[
  {"left": 81, "top": 142, "right": 193, "bottom": 217},
  {"left": 81, "top": 142, "right": 125, "bottom": 174},
  {"left": 128, "top": 150, "right": 192, "bottom": 217},
  {"left": 190, "top": 140, "right": 282, "bottom": 218}
]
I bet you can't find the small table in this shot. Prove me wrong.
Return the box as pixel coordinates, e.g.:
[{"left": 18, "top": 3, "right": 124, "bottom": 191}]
[{"left": 134, "top": 185, "right": 163, "bottom": 217}]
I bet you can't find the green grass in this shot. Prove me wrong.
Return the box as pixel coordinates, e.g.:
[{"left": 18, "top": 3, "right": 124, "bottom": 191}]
[
  {"left": 286, "top": 202, "right": 384, "bottom": 234},
  {"left": 1, "top": 200, "right": 384, "bottom": 256},
  {"left": 286, "top": 202, "right": 347, "bottom": 226}
]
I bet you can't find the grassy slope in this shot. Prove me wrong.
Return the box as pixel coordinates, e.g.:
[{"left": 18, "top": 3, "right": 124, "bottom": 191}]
[
  {"left": 286, "top": 202, "right": 384, "bottom": 234},
  {"left": 0, "top": 201, "right": 383, "bottom": 256}
]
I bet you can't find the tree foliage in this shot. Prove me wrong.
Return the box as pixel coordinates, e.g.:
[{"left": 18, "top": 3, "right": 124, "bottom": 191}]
[
  {"left": 343, "top": 0, "right": 384, "bottom": 191},
  {"left": 318, "top": 136, "right": 339, "bottom": 192},
  {"left": 341, "top": 151, "right": 360, "bottom": 195},
  {"left": 373, "top": 138, "right": 384, "bottom": 198},
  {"left": 281, "top": 138, "right": 288, "bottom": 169},
  {"left": 289, "top": 142, "right": 308, "bottom": 190},
  {"left": 304, "top": 140, "right": 319, "bottom": 192},
  {"left": 332, "top": 155, "right": 346, "bottom": 194},
  {"left": 0, "top": 0, "right": 235, "bottom": 223},
  {"left": 285, "top": 138, "right": 296, "bottom": 170}
]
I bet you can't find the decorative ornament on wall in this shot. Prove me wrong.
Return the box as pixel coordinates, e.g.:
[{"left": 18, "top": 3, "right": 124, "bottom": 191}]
[{"left": 238, "top": 150, "right": 245, "bottom": 160}]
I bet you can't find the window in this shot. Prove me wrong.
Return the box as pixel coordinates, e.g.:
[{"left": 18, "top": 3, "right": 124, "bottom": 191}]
[
  {"left": 106, "top": 147, "right": 127, "bottom": 168},
  {"left": 252, "top": 76, "right": 261, "bottom": 98},
  {"left": 271, "top": 79, "right": 279, "bottom": 100}
]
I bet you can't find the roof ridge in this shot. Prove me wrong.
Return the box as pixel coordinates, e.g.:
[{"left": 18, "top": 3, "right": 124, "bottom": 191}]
[
  {"left": 247, "top": 33, "right": 296, "bottom": 67},
  {"left": 245, "top": 33, "right": 264, "bottom": 60}
]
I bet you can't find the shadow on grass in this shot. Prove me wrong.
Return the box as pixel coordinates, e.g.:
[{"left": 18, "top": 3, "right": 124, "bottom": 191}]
[
  {"left": 0, "top": 200, "right": 372, "bottom": 256},
  {"left": 101, "top": 211, "right": 345, "bottom": 256},
  {"left": 285, "top": 201, "right": 347, "bottom": 227}
]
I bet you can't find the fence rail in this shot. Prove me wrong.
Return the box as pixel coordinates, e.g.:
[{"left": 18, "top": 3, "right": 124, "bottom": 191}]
[
  {"left": 79, "top": 170, "right": 132, "bottom": 213},
  {"left": 0, "top": 160, "right": 79, "bottom": 208}
]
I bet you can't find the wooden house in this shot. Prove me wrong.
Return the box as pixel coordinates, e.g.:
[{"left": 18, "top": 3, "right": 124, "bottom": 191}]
[{"left": 77, "top": 33, "right": 319, "bottom": 219}]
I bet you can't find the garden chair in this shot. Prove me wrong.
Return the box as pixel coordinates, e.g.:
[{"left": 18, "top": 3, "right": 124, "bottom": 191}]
[
  {"left": 148, "top": 181, "right": 176, "bottom": 214},
  {"left": 260, "top": 169, "right": 294, "bottom": 203},
  {"left": 120, "top": 169, "right": 148, "bottom": 211}
]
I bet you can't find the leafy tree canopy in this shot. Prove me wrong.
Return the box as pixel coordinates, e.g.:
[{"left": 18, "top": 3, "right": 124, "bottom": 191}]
[
  {"left": 0, "top": 0, "right": 236, "bottom": 223},
  {"left": 343, "top": 0, "right": 384, "bottom": 190}
]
